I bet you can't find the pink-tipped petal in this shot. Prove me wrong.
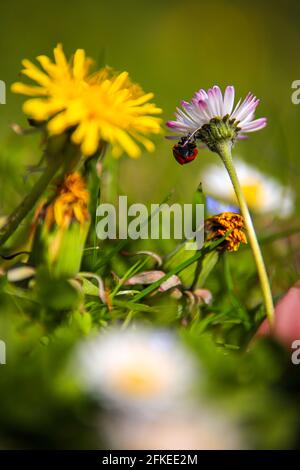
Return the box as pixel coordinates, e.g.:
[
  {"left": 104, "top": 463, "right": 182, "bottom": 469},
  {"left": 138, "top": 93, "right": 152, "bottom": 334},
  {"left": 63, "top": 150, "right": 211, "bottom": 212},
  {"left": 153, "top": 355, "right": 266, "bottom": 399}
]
[
  {"left": 231, "top": 92, "right": 252, "bottom": 120},
  {"left": 194, "top": 89, "right": 208, "bottom": 101},
  {"left": 197, "top": 99, "right": 211, "bottom": 120},
  {"left": 223, "top": 86, "right": 235, "bottom": 115},
  {"left": 181, "top": 100, "right": 192, "bottom": 110},
  {"left": 166, "top": 120, "right": 179, "bottom": 128},
  {"left": 231, "top": 98, "right": 241, "bottom": 117},
  {"left": 233, "top": 96, "right": 258, "bottom": 122},
  {"left": 212, "top": 85, "right": 223, "bottom": 116},
  {"left": 241, "top": 117, "right": 267, "bottom": 132},
  {"left": 207, "top": 88, "right": 219, "bottom": 117}
]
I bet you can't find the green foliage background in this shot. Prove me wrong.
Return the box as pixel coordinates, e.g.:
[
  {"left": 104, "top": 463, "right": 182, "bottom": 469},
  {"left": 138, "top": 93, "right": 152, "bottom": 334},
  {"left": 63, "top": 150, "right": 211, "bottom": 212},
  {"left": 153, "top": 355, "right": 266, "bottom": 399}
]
[
  {"left": 1, "top": 0, "right": 300, "bottom": 204},
  {"left": 0, "top": 0, "right": 300, "bottom": 450}
]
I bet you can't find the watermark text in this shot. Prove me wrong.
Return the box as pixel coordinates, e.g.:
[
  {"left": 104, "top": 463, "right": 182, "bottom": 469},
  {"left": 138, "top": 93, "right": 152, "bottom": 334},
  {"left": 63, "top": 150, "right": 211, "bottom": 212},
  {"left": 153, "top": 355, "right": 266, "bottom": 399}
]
[
  {"left": 96, "top": 196, "right": 204, "bottom": 250},
  {"left": 0, "top": 80, "right": 6, "bottom": 104}
]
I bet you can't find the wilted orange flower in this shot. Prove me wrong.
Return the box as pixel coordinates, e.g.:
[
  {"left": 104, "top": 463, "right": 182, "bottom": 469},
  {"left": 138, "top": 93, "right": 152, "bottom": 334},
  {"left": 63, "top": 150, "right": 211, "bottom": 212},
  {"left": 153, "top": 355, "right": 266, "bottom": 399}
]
[
  {"left": 205, "top": 212, "right": 247, "bottom": 252},
  {"left": 44, "top": 172, "right": 90, "bottom": 229}
]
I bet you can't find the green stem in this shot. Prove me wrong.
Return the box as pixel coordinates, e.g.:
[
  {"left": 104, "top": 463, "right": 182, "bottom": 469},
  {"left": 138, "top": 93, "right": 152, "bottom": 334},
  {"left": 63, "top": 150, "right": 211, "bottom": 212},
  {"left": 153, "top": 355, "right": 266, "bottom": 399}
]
[
  {"left": 216, "top": 140, "right": 274, "bottom": 326},
  {"left": 191, "top": 257, "right": 203, "bottom": 290},
  {"left": 0, "top": 157, "right": 63, "bottom": 247}
]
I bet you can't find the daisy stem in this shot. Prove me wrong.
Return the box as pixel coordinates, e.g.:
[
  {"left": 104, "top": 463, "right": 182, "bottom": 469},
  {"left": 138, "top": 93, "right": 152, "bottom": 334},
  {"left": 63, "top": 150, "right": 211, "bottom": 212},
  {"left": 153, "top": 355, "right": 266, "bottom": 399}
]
[
  {"left": 0, "top": 156, "right": 63, "bottom": 247},
  {"left": 216, "top": 140, "right": 274, "bottom": 326}
]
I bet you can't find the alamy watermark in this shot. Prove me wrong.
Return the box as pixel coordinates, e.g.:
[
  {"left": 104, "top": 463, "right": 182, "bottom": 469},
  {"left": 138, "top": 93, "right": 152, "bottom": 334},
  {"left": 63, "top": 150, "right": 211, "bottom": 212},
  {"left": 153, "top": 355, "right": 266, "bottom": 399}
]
[
  {"left": 0, "top": 80, "right": 6, "bottom": 104},
  {"left": 291, "top": 80, "right": 300, "bottom": 104},
  {"left": 291, "top": 340, "right": 300, "bottom": 365},
  {"left": 96, "top": 196, "right": 205, "bottom": 250},
  {"left": 0, "top": 340, "right": 6, "bottom": 365}
]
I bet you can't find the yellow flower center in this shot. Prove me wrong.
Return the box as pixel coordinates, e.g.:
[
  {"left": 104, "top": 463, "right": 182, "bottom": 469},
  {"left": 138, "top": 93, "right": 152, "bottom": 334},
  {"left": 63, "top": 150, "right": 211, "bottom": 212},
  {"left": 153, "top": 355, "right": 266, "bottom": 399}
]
[
  {"left": 240, "top": 179, "right": 265, "bottom": 210},
  {"left": 111, "top": 363, "right": 165, "bottom": 398}
]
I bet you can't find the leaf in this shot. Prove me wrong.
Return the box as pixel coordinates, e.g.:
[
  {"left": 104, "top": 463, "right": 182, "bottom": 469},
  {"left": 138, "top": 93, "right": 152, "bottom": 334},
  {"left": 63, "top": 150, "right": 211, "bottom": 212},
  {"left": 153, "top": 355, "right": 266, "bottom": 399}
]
[
  {"left": 197, "top": 251, "right": 219, "bottom": 287},
  {"left": 80, "top": 277, "right": 100, "bottom": 297},
  {"left": 113, "top": 299, "right": 158, "bottom": 313}
]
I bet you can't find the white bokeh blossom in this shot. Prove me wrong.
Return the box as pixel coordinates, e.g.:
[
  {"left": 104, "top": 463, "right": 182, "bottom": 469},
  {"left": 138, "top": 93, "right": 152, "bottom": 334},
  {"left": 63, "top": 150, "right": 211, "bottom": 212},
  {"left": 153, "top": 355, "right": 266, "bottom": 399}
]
[
  {"left": 202, "top": 158, "right": 294, "bottom": 218},
  {"left": 75, "top": 327, "right": 196, "bottom": 413}
]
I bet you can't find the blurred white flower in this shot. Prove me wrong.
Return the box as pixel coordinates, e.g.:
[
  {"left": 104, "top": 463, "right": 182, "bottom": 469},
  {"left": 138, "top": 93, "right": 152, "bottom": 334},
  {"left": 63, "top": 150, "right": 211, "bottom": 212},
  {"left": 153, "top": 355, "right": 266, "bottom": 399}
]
[
  {"left": 103, "top": 408, "right": 244, "bottom": 450},
  {"left": 75, "top": 327, "right": 196, "bottom": 413},
  {"left": 202, "top": 159, "right": 294, "bottom": 218}
]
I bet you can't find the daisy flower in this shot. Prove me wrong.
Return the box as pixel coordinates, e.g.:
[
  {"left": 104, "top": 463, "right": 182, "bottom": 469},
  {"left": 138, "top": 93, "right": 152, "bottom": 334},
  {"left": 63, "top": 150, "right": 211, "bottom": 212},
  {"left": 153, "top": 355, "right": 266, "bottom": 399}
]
[
  {"left": 202, "top": 159, "right": 294, "bottom": 218},
  {"left": 167, "top": 85, "right": 275, "bottom": 325},
  {"left": 75, "top": 327, "right": 195, "bottom": 413},
  {"left": 12, "top": 44, "right": 162, "bottom": 158},
  {"left": 167, "top": 85, "right": 266, "bottom": 159}
]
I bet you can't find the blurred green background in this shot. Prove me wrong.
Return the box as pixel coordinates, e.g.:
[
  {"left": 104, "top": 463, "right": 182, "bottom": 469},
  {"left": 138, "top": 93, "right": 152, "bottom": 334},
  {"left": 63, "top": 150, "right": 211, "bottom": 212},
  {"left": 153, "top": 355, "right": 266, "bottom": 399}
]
[
  {"left": 0, "top": 0, "right": 300, "bottom": 291},
  {"left": 1, "top": 0, "right": 300, "bottom": 204},
  {"left": 1, "top": 0, "right": 300, "bottom": 450}
]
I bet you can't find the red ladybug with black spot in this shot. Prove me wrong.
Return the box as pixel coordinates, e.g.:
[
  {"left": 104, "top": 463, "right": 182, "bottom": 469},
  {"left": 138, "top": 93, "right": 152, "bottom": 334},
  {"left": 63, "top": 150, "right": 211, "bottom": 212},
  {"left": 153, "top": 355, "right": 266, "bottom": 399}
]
[{"left": 173, "top": 136, "right": 198, "bottom": 165}]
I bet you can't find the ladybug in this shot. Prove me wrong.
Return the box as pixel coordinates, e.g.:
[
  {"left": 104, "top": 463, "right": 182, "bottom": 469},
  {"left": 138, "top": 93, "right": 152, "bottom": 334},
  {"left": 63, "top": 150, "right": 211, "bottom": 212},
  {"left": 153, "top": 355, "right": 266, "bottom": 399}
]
[{"left": 173, "top": 136, "right": 198, "bottom": 165}]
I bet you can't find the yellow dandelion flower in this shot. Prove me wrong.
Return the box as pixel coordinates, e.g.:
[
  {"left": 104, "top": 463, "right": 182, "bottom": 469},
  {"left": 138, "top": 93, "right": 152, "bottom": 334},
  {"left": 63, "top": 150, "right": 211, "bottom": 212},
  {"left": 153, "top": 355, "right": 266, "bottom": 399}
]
[
  {"left": 44, "top": 172, "right": 90, "bottom": 229},
  {"left": 205, "top": 212, "right": 247, "bottom": 252},
  {"left": 68, "top": 72, "right": 162, "bottom": 158},
  {"left": 12, "top": 44, "right": 92, "bottom": 122},
  {"left": 12, "top": 44, "right": 162, "bottom": 158}
]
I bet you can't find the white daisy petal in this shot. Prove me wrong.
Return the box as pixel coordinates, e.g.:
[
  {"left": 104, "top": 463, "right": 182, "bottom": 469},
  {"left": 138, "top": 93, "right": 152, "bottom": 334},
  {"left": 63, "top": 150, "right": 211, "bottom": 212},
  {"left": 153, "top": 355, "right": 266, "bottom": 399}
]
[
  {"left": 234, "top": 98, "right": 259, "bottom": 123},
  {"left": 212, "top": 85, "right": 223, "bottom": 116},
  {"left": 223, "top": 86, "right": 235, "bottom": 115},
  {"left": 207, "top": 88, "right": 219, "bottom": 117},
  {"left": 241, "top": 118, "right": 267, "bottom": 132}
]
